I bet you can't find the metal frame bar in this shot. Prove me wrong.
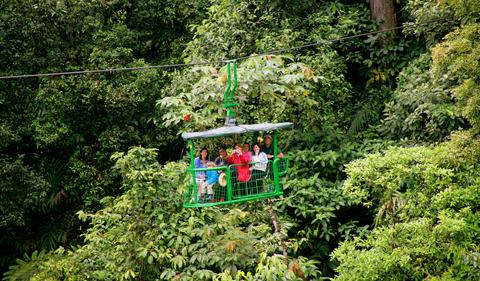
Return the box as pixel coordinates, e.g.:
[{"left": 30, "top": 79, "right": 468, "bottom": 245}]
[
  {"left": 184, "top": 135, "right": 289, "bottom": 208},
  {"left": 188, "top": 140, "right": 197, "bottom": 204},
  {"left": 223, "top": 61, "right": 238, "bottom": 123}
]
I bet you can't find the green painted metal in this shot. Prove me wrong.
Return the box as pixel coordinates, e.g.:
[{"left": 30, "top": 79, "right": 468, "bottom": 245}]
[
  {"left": 230, "top": 62, "right": 238, "bottom": 120},
  {"left": 223, "top": 62, "right": 232, "bottom": 109},
  {"left": 188, "top": 140, "right": 197, "bottom": 204},
  {"left": 272, "top": 131, "right": 280, "bottom": 193},
  {"left": 183, "top": 149, "right": 289, "bottom": 208},
  {"left": 273, "top": 131, "right": 278, "bottom": 158},
  {"left": 184, "top": 191, "right": 283, "bottom": 208},
  {"left": 273, "top": 159, "right": 280, "bottom": 194},
  {"left": 226, "top": 166, "right": 233, "bottom": 201},
  {"left": 182, "top": 60, "right": 291, "bottom": 208},
  {"left": 278, "top": 158, "right": 289, "bottom": 177},
  {"left": 223, "top": 61, "right": 238, "bottom": 122}
]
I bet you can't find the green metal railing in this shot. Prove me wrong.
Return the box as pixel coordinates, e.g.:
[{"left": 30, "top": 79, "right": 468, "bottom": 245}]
[
  {"left": 183, "top": 157, "right": 288, "bottom": 208},
  {"left": 223, "top": 61, "right": 238, "bottom": 125}
]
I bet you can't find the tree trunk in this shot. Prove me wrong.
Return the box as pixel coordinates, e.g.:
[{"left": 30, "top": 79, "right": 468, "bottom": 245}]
[
  {"left": 267, "top": 199, "right": 288, "bottom": 265},
  {"left": 370, "top": 0, "right": 397, "bottom": 44}
]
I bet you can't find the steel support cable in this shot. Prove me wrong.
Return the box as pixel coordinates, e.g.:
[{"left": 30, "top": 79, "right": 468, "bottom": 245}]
[{"left": 0, "top": 25, "right": 405, "bottom": 80}]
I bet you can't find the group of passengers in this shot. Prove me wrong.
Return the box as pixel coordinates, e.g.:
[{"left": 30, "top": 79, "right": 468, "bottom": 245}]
[{"left": 194, "top": 135, "right": 283, "bottom": 202}]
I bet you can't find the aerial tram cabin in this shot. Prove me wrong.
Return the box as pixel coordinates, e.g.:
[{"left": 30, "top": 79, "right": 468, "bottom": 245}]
[{"left": 182, "top": 61, "right": 292, "bottom": 208}]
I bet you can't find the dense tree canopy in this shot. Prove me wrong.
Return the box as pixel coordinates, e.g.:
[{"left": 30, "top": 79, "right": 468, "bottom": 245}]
[{"left": 1, "top": 0, "right": 479, "bottom": 280}]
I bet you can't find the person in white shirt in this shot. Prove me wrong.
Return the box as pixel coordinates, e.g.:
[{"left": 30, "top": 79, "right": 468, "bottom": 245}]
[{"left": 250, "top": 143, "right": 269, "bottom": 193}]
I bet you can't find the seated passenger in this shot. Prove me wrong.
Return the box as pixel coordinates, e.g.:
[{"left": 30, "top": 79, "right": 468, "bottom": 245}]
[
  {"left": 251, "top": 143, "right": 268, "bottom": 172},
  {"left": 261, "top": 135, "right": 284, "bottom": 159},
  {"left": 194, "top": 147, "right": 209, "bottom": 183},
  {"left": 243, "top": 142, "right": 253, "bottom": 158},
  {"left": 250, "top": 143, "right": 269, "bottom": 193},
  {"left": 199, "top": 161, "right": 218, "bottom": 202},
  {"left": 227, "top": 143, "right": 251, "bottom": 182},
  {"left": 214, "top": 146, "right": 228, "bottom": 167}
]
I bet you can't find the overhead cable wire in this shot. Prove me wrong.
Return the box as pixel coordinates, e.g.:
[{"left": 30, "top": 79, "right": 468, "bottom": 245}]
[
  {"left": 0, "top": 25, "right": 405, "bottom": 80},
  {"left": 235, "top": 25, "right": 405, "bottom": 60}
]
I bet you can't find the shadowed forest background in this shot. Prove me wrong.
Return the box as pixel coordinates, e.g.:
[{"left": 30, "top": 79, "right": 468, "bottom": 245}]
[{"left": 1, "top": 0, "right": 479, "bottom": 280}]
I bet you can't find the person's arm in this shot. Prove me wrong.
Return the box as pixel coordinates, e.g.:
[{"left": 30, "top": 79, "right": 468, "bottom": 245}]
[
  {"left": 276, "top": 147, "right": 284, "bottom": 158},
  {"left": 194, "top": 157, "right": 205, "bottom": 179},
  {"left": 240, "top": 153, "right": 250, "bottom": 164},
  {"left": 263, "top": 146, "right": 274, "bottom": 159},
  {"left": 227, "top": 154, "right": 234, "bottom": 164},
  {"left": 260, "top": 152, "right": 268, "bottom": 164},
  {"left": 194, "top": 157, "right": 201, "bottom": 168}
]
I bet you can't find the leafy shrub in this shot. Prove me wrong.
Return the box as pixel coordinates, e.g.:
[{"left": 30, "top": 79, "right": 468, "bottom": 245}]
[
  {"left": 4, "top": 147, "right": 321, "bottom": 280},
  {"left": 382, "top": 53, "right": 464, "bottom": 141},
  {"left": 431, "top": 23, "right": 480, "bottom": 133},
  {"left": 335, "top": 131, "right": 480, "bottom": 280},
  {"left": 333, "top": 213, "right": 480, "bottom": 281}
]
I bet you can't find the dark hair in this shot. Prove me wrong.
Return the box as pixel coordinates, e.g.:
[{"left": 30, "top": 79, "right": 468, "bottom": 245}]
[
  {"left": 243, "top": 142, "right": 250, "bottom": 146},
  {"left": 199, "top": 147, "right": 209, "bottom": 158},
  {"left": 219, "top": 146, "right": 227, "bottom": 151},
  {"left": 253, "top": 143, "right": 262, "bottom": 154}
]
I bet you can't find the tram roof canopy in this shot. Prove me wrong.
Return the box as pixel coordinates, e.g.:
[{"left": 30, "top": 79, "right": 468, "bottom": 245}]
[{"left": 182, "top": 122, "right": 293, "bottom": 140}]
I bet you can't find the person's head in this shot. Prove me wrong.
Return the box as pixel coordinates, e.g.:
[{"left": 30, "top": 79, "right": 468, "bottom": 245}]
[
  {"left": 233, "top": 143, "right": 242, "bottom": 154},
  {"left": 200, "top": 147, "right": 209, "bottom": 160},
  {"left": 206, "top": 161, "right": 216, "bottom": 168},
  {"left": 253, "top": 143, "right": 261, "bottom": 154},
  {"left": 218, "top": 146, "right": 227, "bottom": 158},
  {"left": 264, "top": 135, "right": 272, "bottom": 146},
  {"left": 243, "top": 143, "right": 250, "bottom": 152}
]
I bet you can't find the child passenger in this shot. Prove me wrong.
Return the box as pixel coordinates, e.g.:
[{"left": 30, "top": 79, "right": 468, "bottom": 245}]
[{"left": 199, "top": 161, "right": 218, "bottom": 202}]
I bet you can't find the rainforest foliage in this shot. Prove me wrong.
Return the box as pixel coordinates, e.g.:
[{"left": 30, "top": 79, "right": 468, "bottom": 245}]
[{"left": 1, "top": 0, "right": 479, "bottom": 280}]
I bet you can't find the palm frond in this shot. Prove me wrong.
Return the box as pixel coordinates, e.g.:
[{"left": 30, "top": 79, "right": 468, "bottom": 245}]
[{"left": 348, "top": 104, "right": 376, "bottom": 135}]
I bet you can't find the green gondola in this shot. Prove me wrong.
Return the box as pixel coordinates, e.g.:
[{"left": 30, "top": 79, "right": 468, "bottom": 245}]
[{"left": 182, "top": 61, "right": 292, "bottom": 208}]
